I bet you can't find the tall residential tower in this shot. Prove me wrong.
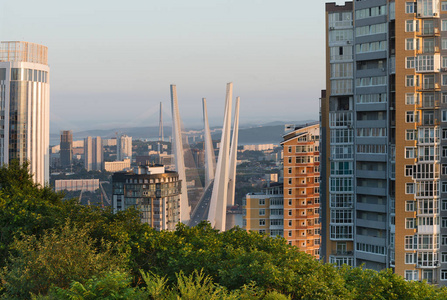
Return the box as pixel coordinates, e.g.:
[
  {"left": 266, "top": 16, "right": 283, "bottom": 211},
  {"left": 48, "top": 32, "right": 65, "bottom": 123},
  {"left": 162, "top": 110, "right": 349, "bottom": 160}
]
[
  {"left": 0, "top": 41, "right": 50, "bottom": 185},
  {"left": 322, "top": 0, "right": 447, "bottom": 284}
]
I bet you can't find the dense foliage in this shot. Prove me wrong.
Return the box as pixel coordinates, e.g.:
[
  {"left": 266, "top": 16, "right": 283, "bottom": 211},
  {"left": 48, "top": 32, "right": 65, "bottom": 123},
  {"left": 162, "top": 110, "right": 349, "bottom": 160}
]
[{"left": 1, "top": 162, "right": 447, "bottom": 299}]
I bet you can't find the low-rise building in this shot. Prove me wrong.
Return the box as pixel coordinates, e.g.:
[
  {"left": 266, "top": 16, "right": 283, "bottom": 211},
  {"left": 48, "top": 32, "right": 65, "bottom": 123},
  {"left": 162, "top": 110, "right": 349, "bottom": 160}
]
[
  {"left": 104, "top": 159, "right": 131, "bottom": 173},
  {"left": 55, "top": 179, "right": 99, "bottom": 192}
]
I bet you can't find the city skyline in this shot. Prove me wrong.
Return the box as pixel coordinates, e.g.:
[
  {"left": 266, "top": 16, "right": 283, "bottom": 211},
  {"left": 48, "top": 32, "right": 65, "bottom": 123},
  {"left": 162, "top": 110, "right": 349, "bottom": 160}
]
[{"left": 0, "top": 0, "right": 331, "bottom": 133}]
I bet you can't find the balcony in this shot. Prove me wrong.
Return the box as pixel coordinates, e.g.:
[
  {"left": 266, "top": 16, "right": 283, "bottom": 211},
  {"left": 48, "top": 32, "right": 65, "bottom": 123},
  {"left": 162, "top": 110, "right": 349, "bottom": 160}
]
[
  {"left": 417, "top": 27, "right": 440, "bottom": 37},
  {"left": 417, "top": 83, "right": 440, "bottom": 92},
  {"left": 417, "top": 99, "right": 440, "bottom": 109}
]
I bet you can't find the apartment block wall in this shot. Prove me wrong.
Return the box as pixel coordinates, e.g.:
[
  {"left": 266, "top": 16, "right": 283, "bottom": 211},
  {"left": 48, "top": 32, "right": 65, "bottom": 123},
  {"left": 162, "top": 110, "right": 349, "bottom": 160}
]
[{"left": 282, "top": 124, "right": 321, "bottom": 259}]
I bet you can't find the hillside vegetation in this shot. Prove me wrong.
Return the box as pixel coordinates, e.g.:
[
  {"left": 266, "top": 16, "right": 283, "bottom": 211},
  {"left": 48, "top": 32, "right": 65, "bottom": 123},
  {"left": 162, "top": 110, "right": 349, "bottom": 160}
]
[{"left": 0, "top": 162, "right": 446, "bottom": 299}]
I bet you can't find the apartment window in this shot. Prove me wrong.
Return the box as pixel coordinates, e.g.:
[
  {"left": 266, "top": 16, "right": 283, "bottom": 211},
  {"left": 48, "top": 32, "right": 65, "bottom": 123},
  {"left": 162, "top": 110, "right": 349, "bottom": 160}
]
[
  {"left": 443, "top": 129, "right": 447, "bottom": 140},
  {"left": 406, "top": 218, "right": 416, "bottom": 229},
  {"left": 288, "top": 220, "right": 292, "bottom": 226},
  {"left": 442, "top": 217, "right": 447, "bottom": 228},
  {"left": 288, "top": 157, "right": 292, "bottom": 164},
  {"left": 405, "top": 147, "right": 415, "bottom": 159},
  {"left": 406, "top": 94, "right": 416, "bottom": 105},
  {"left": 442, "top": 270, "right": 447, "bottom": 281},
  {"left": 259, "top": 229, "right": 265, "bottom": 234},
  {"left": 406, "top": 183, "right": 415, "bottom": 194},
  {"left": 288, "top": 231, "right": 292, "bottom": 237},
  {"left": 405, "top": 253, "right": 417, "bottom": 264},
  {"left": 288, "top": 178, "right": 292, "bottom": 185},
  {"left": 443, "top": 93, "right": 447, "bottom": 104},
  {"left": 259, "top": 199, "right": 265, "bottom": 205},
  {"left": 442, "top": 182, "right": 447, "bottom": 193},
  {"left": 443, "top": 110, "right": 447, "bottom": 122},
  {"left": 288, "top": 168, "right": 292, "bottom": 174},
  {"left": 443, "top": 235, "right": 447, "bottom": 246},
  {"left": 406, "top": 75, "right": 415, "bottom": 87},
  {"left": 288, "top": 189, "right": 292, "bottom": 195},
  {"left": 406, "top": 2, "right": 415, "bottom": 13},
  {"left": 405, "top": 129, "right": 416, "bottom": 140},
  {"left": 405, "top": 235, "right": 415, "bottom": 250},
  {"left": 259, "top": 209, "right": 265, "bottom": 216},
  {"left": 288, "top": 199, "right": 292, "bottom": 206},
  {"left": 443, "top": 164, "right": 447, "bottom": 175},
  {"left": 406, "top": 201, "right": 415, "bottom": 211},
  {"left": 405, "top": 165, "right": 413, "bottom": 177},
  {"left": 443, "top": 38, "right": 447, "bottom": 50},
  {"left": 259, "top": 219, "right": 266, "bottom": 226},
  {"left": 406, "top": 111, "right": 415, "bottom": 123},
  {"left": 443, "top": 252, "right": 447, "bottom": 263},
  {"left": 406, "top": 20, "right": 418, "bottom": 32},
  {"left": 405, "top": 270, "right": 419, "bottom": 281},
  {"left": 405, "top": 57, "right": 415, "bottom": 69},
  {"left": 406, "top": 39, "right": 415, "bottom": 50},
  {"left": 443, "top": 75, "right": 447, "bottom": 86},
  {"left": 443, "top": 20, "right": 447, "bottom": 32},
  {"left": 288, "top": 210, "right": 292, "bottom": 216}
]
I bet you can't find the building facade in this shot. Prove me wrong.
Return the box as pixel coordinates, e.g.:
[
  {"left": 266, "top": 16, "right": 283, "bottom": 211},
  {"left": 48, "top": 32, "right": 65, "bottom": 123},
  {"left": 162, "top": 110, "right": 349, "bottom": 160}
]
[
  {"left": 104, "top": 158, "right": 130, "bottom": 173},
  {"left": 60, "top": 130, "right": 72, "bottom": 168},
  {"left": 322, "top": 0, "right": 447, "bottom": 284},
  {"left": 84, "top": 136, "right": 102, "bottom": 171},
  {"left": 243, "top": 183, "right": 284, "bottom": 238},
  {"left": 55, "top": 179, "right": 99, "bottom": 192},
  {"left": 0, "top": 41, "right": 50, "bottom": 185},
  {"left": 112, "top": 165, "right": 181, "bottom": 231},
  {"left": 281, "top": 123, "right": 321, "bottom": 259},
  {"left": 117, "top": 134, "right": 132, "bottom": 161}
]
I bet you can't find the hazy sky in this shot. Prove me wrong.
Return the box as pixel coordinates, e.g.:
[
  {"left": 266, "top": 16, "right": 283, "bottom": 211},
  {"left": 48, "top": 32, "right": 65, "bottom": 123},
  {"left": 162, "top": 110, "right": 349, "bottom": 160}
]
[{"left": 0, "top": 0, "right": 332, "bottom": 133}]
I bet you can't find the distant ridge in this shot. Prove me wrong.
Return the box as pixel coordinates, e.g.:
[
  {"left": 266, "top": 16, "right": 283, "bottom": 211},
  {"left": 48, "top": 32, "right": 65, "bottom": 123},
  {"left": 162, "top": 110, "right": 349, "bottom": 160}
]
[{"left": 50, "top": 120, "right": 317, "bottom": 146}]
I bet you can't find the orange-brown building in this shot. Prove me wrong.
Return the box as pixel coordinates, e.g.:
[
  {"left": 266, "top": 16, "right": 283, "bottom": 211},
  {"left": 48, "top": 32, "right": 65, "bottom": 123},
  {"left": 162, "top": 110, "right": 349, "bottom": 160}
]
[
  {"left": 242, "top": 123, "right": 321, "bottom": 260},
  {"left": 281, "top": 123, "right": 321, "bottom": 258},
  {"left": 322, "top": 0, "right": 447, "bottom": 284}
]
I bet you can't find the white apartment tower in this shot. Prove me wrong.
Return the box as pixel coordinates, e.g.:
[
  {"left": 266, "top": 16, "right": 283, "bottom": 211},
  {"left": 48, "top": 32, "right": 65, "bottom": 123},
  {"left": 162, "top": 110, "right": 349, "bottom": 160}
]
[
  {"left": 0, "top": 41, "right": 50, "bottom": 185},
  {"left": 84, "top": 136, "right": 103, "bottom": 171},
  {"left": 117, "top": 134, "right": 132, "bottom": 161}
]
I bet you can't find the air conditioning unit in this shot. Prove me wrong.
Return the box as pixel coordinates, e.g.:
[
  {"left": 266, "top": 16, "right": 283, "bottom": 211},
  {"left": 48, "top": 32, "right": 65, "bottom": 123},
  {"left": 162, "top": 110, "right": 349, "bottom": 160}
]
[
  {"left": 434, "top": 12, "right": 438, "bottom": 16},
  {"left": 347, "top": 41, "right": 351, "bottom": 44}
]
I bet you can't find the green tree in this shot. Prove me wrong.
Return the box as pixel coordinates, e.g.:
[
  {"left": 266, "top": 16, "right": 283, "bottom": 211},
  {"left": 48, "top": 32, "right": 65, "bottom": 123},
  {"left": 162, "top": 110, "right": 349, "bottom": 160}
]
[{"left": 1, "top": 221, "right": 128, "bottom": 299}]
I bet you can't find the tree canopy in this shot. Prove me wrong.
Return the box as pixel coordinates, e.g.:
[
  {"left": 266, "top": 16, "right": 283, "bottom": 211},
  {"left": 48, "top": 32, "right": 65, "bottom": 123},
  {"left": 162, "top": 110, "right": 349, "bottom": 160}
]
[{"left": 0, "top": 162, "right": 447, "bottom": 299}]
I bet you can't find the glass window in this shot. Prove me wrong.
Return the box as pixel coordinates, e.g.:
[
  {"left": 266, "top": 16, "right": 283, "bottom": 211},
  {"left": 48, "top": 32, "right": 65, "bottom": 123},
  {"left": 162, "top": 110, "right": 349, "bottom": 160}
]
[
  {"left": 406, "top": 111, "right": 415, "bottom": 122},
  {"left": 406, "top": 147, "right": 415, "bottom": 158},
  {"left": 406, "top": 2, "right": 415, "bottom": 13},
  {"left": 443, "top": 20, "right": 447, "bottom": 31},
  {"left": 443, "top": 1, "right": 447, "bottom": 11},
  {"left": 406, "top": 183, "right": 415, "bottom": 194},
  {"left": 406, "top": 39, "right": 415, "bottom": 50}
]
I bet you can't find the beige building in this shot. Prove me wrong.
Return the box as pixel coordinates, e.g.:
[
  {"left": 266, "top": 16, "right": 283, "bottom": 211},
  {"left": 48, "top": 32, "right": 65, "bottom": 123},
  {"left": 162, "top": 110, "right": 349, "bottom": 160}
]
[
  {"left": 243, "top": 183, "right": 284, "bottom": 237},
  {"left": 55, "top": 179, "right": 99, "bottom": 192},
  {"left": 104, "top": 158, "right": 131, "bottom": 173},
  {"left": 84, "top": 137, "right": 102, "bottom": 171}
]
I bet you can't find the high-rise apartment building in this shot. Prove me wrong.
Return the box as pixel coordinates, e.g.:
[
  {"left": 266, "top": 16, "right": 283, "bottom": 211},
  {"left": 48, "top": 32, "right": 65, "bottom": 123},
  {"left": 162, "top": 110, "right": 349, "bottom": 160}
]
[
  {"left": 117, "top": 135, "right": 132, "bottom": 161},
  {"left": 0, "top": 41, "right": 50, "bottom": 185},
  {"left": 281, "top": 123, "right": 321, "bottom": 259},
  {"left": 112, "top": 164, "right": 181, "bottom": 231},
  {"left": 60, "top": 130, "right": 73, "bottom": 168},
  {"left": 84, "top": 136, "right": 102, "bottom": 171},
  {"left": 243, "top": 123, "right": 321, "bottom": 259},
  {"left": 322, "top": 0, "right": 447, "bottom": 283}
]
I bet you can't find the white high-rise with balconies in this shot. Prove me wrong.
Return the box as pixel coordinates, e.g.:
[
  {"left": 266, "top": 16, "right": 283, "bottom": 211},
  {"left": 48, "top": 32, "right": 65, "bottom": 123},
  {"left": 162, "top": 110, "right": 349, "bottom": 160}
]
[{"left": 0, "top": 41, "right": 50, "bottom": 185}]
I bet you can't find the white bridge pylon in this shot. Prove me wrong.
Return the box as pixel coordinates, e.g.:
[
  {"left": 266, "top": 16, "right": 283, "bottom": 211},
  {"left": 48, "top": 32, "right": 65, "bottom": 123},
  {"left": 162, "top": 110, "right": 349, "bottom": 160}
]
[
  {"left": 170, "top": 85, "right": 191, "bottom": 224},
  {"left": 207, "top": 83, "right": 240, "bottom": 231}
]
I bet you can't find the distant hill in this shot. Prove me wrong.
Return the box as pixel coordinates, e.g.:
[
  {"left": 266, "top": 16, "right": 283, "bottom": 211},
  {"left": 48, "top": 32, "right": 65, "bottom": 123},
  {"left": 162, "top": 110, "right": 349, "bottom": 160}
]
[{"left": 50, "top": 120, "right": 318, "bottom": 146}]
